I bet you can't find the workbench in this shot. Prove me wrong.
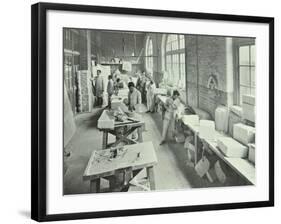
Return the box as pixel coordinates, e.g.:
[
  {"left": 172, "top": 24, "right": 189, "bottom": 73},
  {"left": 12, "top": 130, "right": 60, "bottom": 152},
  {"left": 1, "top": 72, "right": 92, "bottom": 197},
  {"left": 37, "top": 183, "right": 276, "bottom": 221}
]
[
  {"left": 83, "top": 142, "right": 158, "bottom": 193},
  {"left": 109, "top": 87, "right": 129, "bottom": 109},
  {"left": 181, "top": 118, "right": 200, "bottom": 164},
  {"left": 201, "top": 137, "right": 255, "bottom": 185},
  {"left": 181, "top": 117, "right": 255, "bottom": 185},
  {"left": 98, "top": 109, "right": 145, "bottom": 149}
]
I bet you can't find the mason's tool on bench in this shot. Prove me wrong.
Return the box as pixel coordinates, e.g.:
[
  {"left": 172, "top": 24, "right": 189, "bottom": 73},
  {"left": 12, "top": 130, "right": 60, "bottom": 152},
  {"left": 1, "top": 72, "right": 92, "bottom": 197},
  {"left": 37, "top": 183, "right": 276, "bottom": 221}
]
[{"left": 132, "top": 152, "right": 141, "bottom": 163}]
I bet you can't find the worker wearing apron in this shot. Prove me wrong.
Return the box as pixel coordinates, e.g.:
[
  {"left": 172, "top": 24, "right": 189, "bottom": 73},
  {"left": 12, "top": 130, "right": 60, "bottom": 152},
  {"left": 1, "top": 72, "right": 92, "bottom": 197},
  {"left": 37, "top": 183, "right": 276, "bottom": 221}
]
[
  {"left": 160, "top": 90, "right": 181, "bottom": 145},
  {"left": 107, "top": 75, "right": 114, "bottom": 109},
  {"left": 146, "top": 78, "right": 156, "bottom": 113},
  {"left": 94, "top": 69, "right": 104, "bottom": 107},
  {"left": 127, "top": 82, "right": 142, "bottom": 140}
]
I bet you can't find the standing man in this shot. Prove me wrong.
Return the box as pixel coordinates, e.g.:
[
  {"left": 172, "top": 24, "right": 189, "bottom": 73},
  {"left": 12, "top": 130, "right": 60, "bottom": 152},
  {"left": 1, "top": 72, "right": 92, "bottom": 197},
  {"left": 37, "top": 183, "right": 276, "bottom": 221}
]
[
  {"left": 107, "top": 75, "right": 114, "bottom": 109},
  {"left": 146, "top": 77, "right": 156, "bottom": 113},
  {"left": 127, "top": 82, "right": 142, "bottom": 140},
  {"left": 114, "top": 78, "right": 121, "bottom": 96},
  {"left": 136, "top": 71, "right": 147, "bottom": 103},
  {"left": 127, "top": 82, "right": 142, "bottom": 111},
  {"left": 159, "top": 90, "right": 182, "bottom": 145},
  {"left": 95, "top": 69, "right": 104, "bottom": 107}
]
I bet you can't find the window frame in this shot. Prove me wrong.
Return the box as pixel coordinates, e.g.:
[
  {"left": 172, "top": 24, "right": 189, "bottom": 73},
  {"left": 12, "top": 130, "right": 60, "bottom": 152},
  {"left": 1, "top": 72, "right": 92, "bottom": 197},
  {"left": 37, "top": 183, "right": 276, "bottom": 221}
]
[
  {"left": 164, "top": 34, "right": 186, "bottom": 89},
  {"left": 145, "top": 36, "right": 153, "bottom": 72},
  {"left": 234, "top": 39, "right": 256, "bottom": 105}
]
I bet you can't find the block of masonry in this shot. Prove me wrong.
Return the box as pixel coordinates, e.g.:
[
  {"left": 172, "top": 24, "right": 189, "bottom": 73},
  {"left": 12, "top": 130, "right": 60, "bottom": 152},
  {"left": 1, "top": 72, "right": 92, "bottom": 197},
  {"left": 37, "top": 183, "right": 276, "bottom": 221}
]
[
  {"left": 217, "top": 137, "right": 248, "bottom": 158},
  {"left": 233, "top": 123, "right": 255, "bottom": 145}
]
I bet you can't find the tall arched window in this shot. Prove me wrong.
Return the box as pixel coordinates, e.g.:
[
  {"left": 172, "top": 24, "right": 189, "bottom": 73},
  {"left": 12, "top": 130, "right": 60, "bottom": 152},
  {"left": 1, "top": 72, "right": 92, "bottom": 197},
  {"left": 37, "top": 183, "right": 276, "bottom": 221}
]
[
  {"left": 165, "top": 34, "right": 185, "bottom": 88},
  {"left": 146, "top": 37, "right": 153, "bottom": 72}
]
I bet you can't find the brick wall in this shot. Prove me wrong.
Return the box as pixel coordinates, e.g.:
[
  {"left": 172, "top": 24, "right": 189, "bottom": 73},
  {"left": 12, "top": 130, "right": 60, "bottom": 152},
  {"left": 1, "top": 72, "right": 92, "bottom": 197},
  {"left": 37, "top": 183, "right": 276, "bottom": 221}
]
[
  {"left": 186, "top": 35, "right": 199, "bottom": 107},
  {"left": 186, "top": 35, "right": 234, "bottom": 118},
  {"left": 197, "top": 36, "right": 227, "bottom": 91}
]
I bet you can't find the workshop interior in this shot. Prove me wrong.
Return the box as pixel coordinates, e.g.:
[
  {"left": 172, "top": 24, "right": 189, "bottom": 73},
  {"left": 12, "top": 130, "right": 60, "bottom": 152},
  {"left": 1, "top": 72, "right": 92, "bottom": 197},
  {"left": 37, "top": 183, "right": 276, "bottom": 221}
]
[{"left": 63, "top": 28, "right": 256, "bottom": 194}]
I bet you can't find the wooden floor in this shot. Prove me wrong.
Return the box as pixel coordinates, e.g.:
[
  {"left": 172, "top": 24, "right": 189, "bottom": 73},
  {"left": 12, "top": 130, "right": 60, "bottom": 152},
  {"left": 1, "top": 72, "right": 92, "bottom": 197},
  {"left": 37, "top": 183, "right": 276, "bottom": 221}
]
[{"left": 63, "top": 109, "right": 225, "bottom": 195}]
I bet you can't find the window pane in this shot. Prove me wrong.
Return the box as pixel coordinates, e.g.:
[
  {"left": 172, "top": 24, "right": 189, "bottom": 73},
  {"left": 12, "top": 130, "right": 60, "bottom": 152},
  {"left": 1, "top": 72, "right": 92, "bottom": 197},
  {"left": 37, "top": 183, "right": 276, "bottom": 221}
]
[
  {"left": 240, "top": 86, "right": 251, "bottom": 104},
  {"left": 171, "top": 41, "right": 174, "bottom": 51},
  {"left": 250, "top": 87, "right": 256, "bottom": 96},
  {"left": 146, "top": 38, "right": 153, "bottom": 71},
  {"left": 171, "top": 35, "right": 177, "bottom": 42},
  {"left": 172, "top": 54, "right": 178, "bottom": 64},
  {"left": 180, "top": 63, "right": 185, "bottom": 84},
  {"left": 167, "top": 35, "right": 171, "bottom": 43},
  {"left": 168, "top": 65, "right": 172, "bottom": 83},
  {"left": 179, "top": 35, "right": 185, "bottom": 49},
  {"left": 239, "top": 46, "right": 250, "bottom": 65},
  {"left": 180, "top": 53, "right": 185, "bottom": 63},
  {"left": 180, "top": 39, "right": 184, "bottom": 49},
  {"left": 166, "top": 42, "right": 171, "bottom": 52},
  {"left": 147, "top": 39, "right": 153, "bottom": 56},
  {"left": 251, "top": 67, "right": 255, "bottom": 87},
  {"left": 250, "top": 45, "right": 255, "bottom": 66},
  {"left": 181, "top": 63, "right": 185, "bottom": 75},
  {"left": 165, "top": 35, "right": 186, "bottom": 87},
  {"left": 168, "top": 35, "right": 172, "bottom": 42},
  {"left": 166, "top": 54, "right": 172, "bottom": 77},
  {"left": 239, "top": 67, "right": 250, "bottom": 86},
  {"left": 168, "top": 65, "right": 172, "bottom": 76},
  {"left": 172, "top": 40, "right": 178, "bottom": 51},
  {"left": 172, "top": 53, "right": 179, "bottom": 85},
  {"left": 166, "top": 55, "right": 171, "bottom": 64},
  {"left": 167, "top": 35, "right": 172, "bottom": 45},
  {"left": 181, "top": 54, "right": 185, "bottom": 82},
  {"left": 166, "top": 63, "right": 171, "bottom": 72},
  {"left": 173, "top": 68, "right": 179, "bottom": 84}
]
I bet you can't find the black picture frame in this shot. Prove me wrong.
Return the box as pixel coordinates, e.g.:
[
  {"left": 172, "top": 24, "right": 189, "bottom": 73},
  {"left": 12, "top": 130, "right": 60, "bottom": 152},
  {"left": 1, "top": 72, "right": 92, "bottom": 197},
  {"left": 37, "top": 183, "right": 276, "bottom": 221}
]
[{"left": 31, "top": 2, "right": 274, "bottom": 222}]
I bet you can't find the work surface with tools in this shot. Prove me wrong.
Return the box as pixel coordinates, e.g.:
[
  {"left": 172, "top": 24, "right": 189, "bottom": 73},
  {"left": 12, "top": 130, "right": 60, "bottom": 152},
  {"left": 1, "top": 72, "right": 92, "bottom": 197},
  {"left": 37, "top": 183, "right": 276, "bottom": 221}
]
[
  {"left": 181, "top": 115, "right": 255, "bottom": 185},
  {"left": 98, "top": 108, "right": 144, "bottom": 129},
  {"left": 83, "top": 141, "right": 157, "bottom": 180},
  {"left": 97, "top": 108, "right": 145, "bottom": 149}
]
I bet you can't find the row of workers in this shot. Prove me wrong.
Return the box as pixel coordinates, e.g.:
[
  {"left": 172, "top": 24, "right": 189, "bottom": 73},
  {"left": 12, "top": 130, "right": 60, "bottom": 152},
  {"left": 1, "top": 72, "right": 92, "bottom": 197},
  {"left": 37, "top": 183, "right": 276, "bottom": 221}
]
[
  {"left": 126, "top": 81, "right": 184, "bottom": 145},
  {"left": 92, "top": 68, "right": 184, "bottom": 145}
]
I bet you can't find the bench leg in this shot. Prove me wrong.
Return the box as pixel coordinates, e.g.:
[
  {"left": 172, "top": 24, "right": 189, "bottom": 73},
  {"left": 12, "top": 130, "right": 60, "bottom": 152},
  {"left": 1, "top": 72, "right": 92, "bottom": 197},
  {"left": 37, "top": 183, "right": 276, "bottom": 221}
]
[
  {"left": 102, "top": 131, "right": 108, "bottom": 149},
  {"left": 108, "top": 176, "right": 116, "bottom": 190},
  {"left": 146, "top": 166, "right": 156, "bottom": 190},
  {"left": 90, "top": 179, "right": 100, "bottom": 193},
  {"left": 137, "top": 127, "right": 143, "bottom": 142},
  {"left": 194, "top": 132, "right": 198, "bottom": 164}
]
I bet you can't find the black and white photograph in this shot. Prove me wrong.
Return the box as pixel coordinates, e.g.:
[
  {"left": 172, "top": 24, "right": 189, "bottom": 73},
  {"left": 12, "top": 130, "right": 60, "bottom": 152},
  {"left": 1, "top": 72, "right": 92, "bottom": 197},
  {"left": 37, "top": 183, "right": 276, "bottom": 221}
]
[
  {"left": 63, "top": 28, "right": 257, "bottom": 195},
  {"left": 0, "top": 0, "right": 279, "bottom": 223},
  {"left": 30, "top": 2, "right": 274, "bottom": 221}
]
